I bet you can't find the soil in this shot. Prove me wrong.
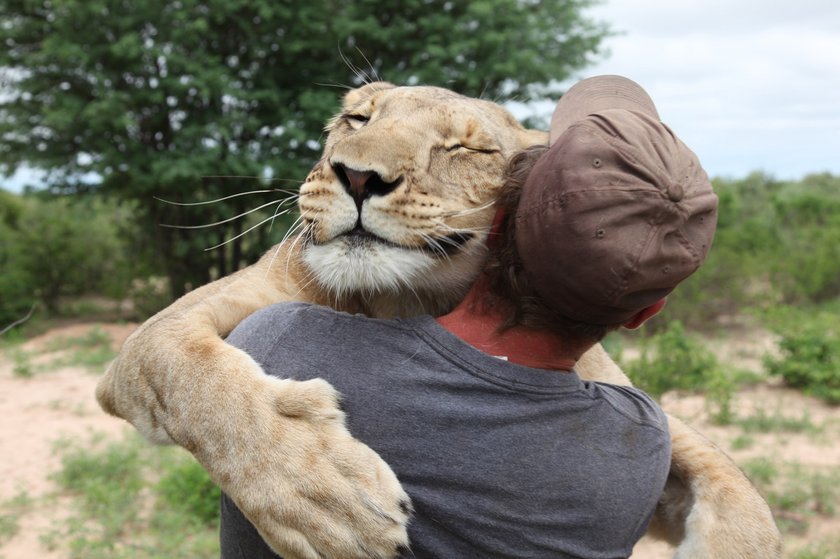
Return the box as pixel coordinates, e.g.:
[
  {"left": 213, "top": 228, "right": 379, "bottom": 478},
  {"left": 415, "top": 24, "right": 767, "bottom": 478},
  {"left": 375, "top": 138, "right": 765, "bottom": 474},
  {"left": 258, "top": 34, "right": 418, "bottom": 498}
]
[{"left": 1, "top": 322, "right": 838, "bottom": 558}]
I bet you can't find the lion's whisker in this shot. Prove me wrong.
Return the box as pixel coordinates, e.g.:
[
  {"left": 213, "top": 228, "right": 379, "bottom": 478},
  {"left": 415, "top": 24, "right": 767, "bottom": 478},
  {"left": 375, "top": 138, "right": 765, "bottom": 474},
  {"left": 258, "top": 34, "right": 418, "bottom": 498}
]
[
  {"left": 203, "top": 209, "right": 295, "bottom": 252},
  {"left": 160, "top": 199, "right": 292, "bottom": 230},
  {"left": 419, "top": 232, "right": 451, "bottom": 262},
  {"left": 432, "top": 219, "right": 491, "bottom": 235},
  {"left": 264, "top": 217, "right": 307, "bottom": 278},
  {"left": 313, "top": 81, "right": 355, "bottom": 92},
  {"left": 283, "top": 220, "right": 311, "bottom": 277},
  {"left": 155, "top": 189, "right": 297, "bottom": 207},
  {"left": 337, "top": 45, "right": 368, "bottom": 87},
  {"left": 439, "top": 200, "right": 496, "bottom": 218},
  {"left": 354, "top": 47, "right": 381, "bottom": 83},
  {"left": 265, "top": 215, "right": 306, "bottom": 277},
  {"left": 267, "top": 198, "right": 294, "bottom": 234}
]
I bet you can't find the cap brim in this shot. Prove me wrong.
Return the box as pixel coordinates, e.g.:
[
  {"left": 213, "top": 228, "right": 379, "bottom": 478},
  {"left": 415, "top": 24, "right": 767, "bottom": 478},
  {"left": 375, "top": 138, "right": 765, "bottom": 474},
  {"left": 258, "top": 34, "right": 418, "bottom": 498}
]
[{"left": 550, "top": 75, "right": 660, "bottom": 144}]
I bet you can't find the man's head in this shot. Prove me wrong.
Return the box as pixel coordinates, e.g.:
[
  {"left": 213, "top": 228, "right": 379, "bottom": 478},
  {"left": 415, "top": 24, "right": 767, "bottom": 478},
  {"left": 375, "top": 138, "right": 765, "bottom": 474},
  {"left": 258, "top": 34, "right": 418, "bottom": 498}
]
[{"left": 487, "top": 75, "right": 718, "bottom": 341}]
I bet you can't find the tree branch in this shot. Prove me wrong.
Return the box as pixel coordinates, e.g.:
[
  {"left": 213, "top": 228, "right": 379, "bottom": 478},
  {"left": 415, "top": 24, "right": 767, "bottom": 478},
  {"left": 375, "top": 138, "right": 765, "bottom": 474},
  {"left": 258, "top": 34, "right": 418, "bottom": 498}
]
[{"left": 0, "top": 303, "right": 37, "bottom": 337}]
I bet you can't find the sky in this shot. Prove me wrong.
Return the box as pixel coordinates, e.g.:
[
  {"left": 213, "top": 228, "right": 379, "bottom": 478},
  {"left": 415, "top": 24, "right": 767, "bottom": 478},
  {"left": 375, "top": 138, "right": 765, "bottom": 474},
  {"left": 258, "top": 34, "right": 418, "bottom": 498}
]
[
  {"left": 3, "top": 0, "right": 839, "bottom": 189},
  {"left": 565, "top": 0, "right": 840, "bottom": 180}
]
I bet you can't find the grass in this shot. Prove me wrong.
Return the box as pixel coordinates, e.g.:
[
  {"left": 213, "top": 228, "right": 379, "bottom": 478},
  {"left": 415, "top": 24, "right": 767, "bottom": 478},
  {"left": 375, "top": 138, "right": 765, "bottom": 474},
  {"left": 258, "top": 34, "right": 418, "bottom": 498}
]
[
  {"left": 792, "top": 542, "right": 840, "bottom": 559},
  {"left": 44, "top": 433, "right": 220, "bottom": 559},
  {"left": 8, "top": 347, "right": 34, "bottom": 378},
  {"left": 0, "top": 325, "right": 116, "bottom": 376},
  {"left": 736, "top": 407, "right": 822, "bottom": 435},
  {"left": 741, "top": 458, "right": 840, "bottom": 537},
  {"left": 730, "top": 433, "right": 755, "bottom": 450},
  {"left": 0, "top": 491, "right": 31, "bottom": 545},
  {"left": 46, "top": 326, "right": 117, "bottom": 369}
]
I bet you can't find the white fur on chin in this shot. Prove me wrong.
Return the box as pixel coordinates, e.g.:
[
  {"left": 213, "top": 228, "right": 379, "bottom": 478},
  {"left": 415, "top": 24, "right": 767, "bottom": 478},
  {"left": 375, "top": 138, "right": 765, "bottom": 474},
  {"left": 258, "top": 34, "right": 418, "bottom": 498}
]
[{"left": 302, "top": 238, "right": 487, "bottom": 302}]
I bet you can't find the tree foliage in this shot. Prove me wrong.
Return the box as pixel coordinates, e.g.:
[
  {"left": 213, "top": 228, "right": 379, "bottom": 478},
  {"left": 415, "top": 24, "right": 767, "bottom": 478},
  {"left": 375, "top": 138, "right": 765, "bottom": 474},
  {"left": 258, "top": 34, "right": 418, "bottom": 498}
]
[
  {"left": 0, "top": 190, "right": 135, "bottom": 323},
  {"left": 654, "top": 172, "right": 840, "bottom": 330},
  {"left": 0, "top": 0, "right": 609, "bottom": 295}
]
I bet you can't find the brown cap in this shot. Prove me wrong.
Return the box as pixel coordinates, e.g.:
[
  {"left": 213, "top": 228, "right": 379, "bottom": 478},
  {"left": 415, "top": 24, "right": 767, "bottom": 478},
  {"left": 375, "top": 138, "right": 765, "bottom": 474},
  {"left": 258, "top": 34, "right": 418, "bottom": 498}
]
[{"left": 515, "top": 75, "right": 718, "bottom": 325}]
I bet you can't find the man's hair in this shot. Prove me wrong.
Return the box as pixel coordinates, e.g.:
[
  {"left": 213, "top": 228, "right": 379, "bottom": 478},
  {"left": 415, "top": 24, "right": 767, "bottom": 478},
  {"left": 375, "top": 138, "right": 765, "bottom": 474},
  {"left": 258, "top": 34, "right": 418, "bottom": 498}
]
[{"left": 483, "top": 145, "right": 623, "bottom": 343}]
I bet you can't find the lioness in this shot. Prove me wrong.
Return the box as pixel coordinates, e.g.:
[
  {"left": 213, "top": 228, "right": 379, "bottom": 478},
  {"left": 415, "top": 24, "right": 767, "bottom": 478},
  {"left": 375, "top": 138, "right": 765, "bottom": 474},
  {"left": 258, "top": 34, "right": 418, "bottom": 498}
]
[{"left": 97, "top": 82, "right": 781, "bottom": 558}]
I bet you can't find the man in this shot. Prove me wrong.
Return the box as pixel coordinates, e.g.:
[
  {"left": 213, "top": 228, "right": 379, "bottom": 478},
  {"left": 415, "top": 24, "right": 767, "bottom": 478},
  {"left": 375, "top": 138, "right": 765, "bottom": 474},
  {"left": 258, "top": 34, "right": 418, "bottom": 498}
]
[{"left": 220, "top": 75, "right": 717, "bottom": 558}]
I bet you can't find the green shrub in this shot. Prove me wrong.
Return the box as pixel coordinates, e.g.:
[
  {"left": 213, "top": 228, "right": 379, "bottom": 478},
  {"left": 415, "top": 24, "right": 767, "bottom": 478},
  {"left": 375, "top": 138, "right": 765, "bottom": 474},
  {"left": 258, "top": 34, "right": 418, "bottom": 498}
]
[
  {"left": 0, "top": 190, "right": 153, "bottom": 325},
  {"left": 652, "top": 173, "right": 840, "bottom": 330},
  {"left": 155, "top": 456, "right": 221, "bottom": 525},
  {"left": 0, "top": 491, "right": 30, "bottom": 545},
  {"left": 770, "top": 174, "right": 840, "bottom": 303},
  {"left": 737, "top": 408, "right": 821, "bottom": 434},
  {"left": 9, "top": 348, "right": 34, "bottom": 378},
  {"left": 625, "top": 321, "right": 720, "bottom": 396},
  {"left": 128, "top": 276, "right": 173, "bottom": 320},
  {"left": 764, "top": 303, "right": 840, "bottom": 404},
  {"left": 49, "top": 434, "right": 220, "bottom": 558},
  {"left": 621, "top": 321, "right": 736, "bottom": 422}
]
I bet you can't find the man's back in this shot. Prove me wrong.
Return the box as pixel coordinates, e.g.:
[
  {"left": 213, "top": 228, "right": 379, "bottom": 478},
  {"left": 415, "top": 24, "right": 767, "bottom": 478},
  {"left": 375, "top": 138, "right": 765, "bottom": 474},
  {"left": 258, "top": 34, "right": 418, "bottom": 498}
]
[{"left": 221, "top": 303, "right": 670, "bottom": 559}]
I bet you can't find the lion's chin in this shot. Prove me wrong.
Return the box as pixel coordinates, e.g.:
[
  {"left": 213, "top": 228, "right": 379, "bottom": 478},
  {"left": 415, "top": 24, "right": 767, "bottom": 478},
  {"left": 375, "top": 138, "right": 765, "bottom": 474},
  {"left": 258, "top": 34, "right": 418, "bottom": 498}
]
[
  {"left": 301, "top": 235, "right": 487, "bottom": 309},
  {"left": 302, "top": 238, "right": 438, "bottom": 298}
]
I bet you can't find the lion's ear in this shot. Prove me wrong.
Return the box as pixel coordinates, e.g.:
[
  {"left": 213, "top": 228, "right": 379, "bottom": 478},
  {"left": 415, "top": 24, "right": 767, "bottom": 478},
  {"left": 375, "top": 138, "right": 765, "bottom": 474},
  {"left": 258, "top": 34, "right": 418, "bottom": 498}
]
[
  {"left": 517, "top": 128, "right": 549, "bottom": 149},
  {"left": 342, "top": 82, "right": 396, "bottom": 110}
]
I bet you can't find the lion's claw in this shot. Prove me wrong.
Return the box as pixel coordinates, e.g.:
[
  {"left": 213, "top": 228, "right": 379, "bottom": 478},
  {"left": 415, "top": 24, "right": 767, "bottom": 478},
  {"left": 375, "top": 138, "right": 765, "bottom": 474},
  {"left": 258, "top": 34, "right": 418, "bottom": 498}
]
[{"left": 215, "top": 376, "right": 411, "bottom": 559}]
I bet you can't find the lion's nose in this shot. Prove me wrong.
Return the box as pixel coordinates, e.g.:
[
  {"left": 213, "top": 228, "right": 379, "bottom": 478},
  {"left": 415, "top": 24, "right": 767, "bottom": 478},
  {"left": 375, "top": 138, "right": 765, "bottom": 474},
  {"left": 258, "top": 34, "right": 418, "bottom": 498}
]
[
  {"left": 332, "top": 162, "right": 404, "bottom": 212},
  {"left": 343, "top": 167, "right": 374, "bottom": 200}
]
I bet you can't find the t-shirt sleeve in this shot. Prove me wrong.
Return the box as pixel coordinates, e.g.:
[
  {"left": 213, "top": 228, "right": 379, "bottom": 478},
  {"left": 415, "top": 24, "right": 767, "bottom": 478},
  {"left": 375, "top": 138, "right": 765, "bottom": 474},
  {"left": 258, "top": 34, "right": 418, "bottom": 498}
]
[{"left": 225, "top": 302, "right": 312, "bottom": 369}]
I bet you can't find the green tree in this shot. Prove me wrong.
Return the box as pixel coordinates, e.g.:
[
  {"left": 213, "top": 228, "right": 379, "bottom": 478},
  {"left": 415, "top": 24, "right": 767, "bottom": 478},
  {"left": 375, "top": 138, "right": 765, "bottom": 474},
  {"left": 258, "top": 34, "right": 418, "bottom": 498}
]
[
  {"left": 770, "top": 173, "right": 840, "bottom": 303},
  {"left": 0, "top": 0, "right": 609, "bottom": 296},
  {"left": 0, "top": 189, "right": 36, "bottom": 325},
  {"left": 0, "top": 190, "right": 133, "bottom": 320}
]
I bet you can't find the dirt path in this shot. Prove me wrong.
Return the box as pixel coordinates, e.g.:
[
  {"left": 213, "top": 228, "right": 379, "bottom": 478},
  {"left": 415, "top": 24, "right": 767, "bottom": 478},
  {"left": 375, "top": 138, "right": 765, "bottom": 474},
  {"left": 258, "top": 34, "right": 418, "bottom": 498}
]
[
  {"left": 1, "top": 322, "right": 838, "bottom": 558},
  {"left": 0, "top": 323, "right": 136, "bottom": 559}
]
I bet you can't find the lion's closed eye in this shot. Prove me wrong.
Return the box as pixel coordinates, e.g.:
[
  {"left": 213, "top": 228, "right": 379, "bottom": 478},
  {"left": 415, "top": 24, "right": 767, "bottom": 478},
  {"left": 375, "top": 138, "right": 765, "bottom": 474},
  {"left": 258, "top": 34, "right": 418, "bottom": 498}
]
[
  {"left": 445, "top": 142, "right": 500, "bottom": 155},
  {"left": 345, "top": 114, "right": 370, "bottom": 130}
]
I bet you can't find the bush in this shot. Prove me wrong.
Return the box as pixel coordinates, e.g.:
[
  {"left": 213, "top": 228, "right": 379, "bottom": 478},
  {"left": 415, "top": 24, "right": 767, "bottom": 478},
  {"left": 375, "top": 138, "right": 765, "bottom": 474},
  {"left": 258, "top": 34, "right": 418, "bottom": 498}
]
[
  {"left": 653, "top": 173, "right": 840, "bottom": 331},
  {"left": 49, "top": 433, "right": 220, "bottom": 559},
  {"left": 0, "top": 192, "right": 38, "bottom": 326},
  {"left": 769, "top": 174, "right": 840, "bottom": 303},
  {"left": 621, "top": 321, "right": 734, "bottom": 422},
  {"left": 0, "top": 190, "right": 151, "bottom": 326},
  {"left": 764, "top": 303, "right": 840, "bottom": 404},
  {"left": 625, "top": 322, "right": 717, "bottom": 389},
  {"left": 156, "top": 457, "right": 221, "bottom": 525},
  {"left": 128, "top": 276, "right": 173, "bottom": 320}
]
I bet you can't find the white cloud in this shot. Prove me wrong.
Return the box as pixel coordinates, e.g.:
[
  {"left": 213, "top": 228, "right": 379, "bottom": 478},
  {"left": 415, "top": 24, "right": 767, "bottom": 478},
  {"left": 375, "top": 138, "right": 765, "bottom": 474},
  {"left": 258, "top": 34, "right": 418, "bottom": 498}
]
[
  {"left": 4, "top": 2, "right": 838, "bottom": 188},
  {"left": 572, "top": 0, "right": 840, "bottom": 179}
]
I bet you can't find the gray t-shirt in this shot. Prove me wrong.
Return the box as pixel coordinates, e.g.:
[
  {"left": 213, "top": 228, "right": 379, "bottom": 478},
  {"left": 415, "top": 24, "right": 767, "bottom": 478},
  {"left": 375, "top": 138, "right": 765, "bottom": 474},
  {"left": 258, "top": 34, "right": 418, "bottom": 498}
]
[{"left": 220, "top": 302, "right": 670, "bottom": 559}]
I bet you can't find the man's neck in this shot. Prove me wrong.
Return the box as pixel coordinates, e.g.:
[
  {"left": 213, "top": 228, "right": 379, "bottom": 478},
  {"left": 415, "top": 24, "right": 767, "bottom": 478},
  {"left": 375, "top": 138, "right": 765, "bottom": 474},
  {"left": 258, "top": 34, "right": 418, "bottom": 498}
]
[{"left": 435, "top": 281, "right": 585, "bottom": 371}]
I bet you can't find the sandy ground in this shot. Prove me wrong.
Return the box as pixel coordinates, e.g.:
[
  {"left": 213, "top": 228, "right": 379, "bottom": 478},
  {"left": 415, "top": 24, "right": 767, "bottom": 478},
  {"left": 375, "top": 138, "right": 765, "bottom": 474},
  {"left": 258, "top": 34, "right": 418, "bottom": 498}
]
[
  {"left": 0, "top": 323, "right": 135, "bottom": 559},
  {"left": 1, "top": 322, "right": 838, "bottom": 558}
]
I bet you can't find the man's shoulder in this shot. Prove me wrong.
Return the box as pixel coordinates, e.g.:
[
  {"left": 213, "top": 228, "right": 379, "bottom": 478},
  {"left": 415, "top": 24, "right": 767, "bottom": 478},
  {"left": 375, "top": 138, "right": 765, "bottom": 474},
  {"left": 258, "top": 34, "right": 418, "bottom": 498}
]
[
  {"left": 230, "top": 302, "right": 319, "bottom": 338},
  {"left": 228, "top": 302, "right": 418, "bottom": 353},
  {"left": 588, "top": 382, "right": 669, "bottom": 433},
  {"left": 226, "top": 302, "right": 345, "bottom": 352}
]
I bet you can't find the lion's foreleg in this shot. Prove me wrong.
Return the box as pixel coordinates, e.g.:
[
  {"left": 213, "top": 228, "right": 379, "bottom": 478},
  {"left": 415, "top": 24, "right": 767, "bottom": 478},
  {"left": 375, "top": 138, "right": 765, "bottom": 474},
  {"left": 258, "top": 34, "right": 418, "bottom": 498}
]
[
  {"left": 575, "top": 346, "right": 781, "bottom": 558},
  {"left": 95, "top": 244, "right": 300, "bottom": 445},
  {"left": 655, "top": 415, "right": 782, "bottom": 559}
]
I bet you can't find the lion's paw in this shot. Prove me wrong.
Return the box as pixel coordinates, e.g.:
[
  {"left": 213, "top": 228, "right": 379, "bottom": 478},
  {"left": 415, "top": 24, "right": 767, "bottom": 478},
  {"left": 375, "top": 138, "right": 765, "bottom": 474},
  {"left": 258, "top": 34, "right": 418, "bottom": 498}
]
[
  {"left": 271, "top": 377, "right": 345, "bottom": 420},
  {"left": 226, "top": 377, "right": 411, "bottom": 559}
]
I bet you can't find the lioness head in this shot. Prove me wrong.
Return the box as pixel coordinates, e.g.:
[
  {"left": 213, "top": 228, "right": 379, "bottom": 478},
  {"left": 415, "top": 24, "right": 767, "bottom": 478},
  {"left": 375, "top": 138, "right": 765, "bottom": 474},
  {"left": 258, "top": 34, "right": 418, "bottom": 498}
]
[{"left": 298, "top": 82, "right": 547, "bottom": 316}]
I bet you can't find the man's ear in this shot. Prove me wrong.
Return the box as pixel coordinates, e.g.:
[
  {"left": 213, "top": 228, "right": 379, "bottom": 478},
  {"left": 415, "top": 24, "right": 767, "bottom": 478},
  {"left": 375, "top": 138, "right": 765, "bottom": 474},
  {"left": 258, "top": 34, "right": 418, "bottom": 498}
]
[
  {"left": 623, "top": 298, "right": 667, "bottom": 330},
  {"left": 487, "top": 207, "right": 507, "bottom": 250}
]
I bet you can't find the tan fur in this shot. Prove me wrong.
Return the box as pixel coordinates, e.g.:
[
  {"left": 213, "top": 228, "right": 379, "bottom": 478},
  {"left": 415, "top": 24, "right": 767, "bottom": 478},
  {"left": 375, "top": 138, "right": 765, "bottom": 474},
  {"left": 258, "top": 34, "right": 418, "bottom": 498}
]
[{"left": 97, "top": 82, "right": 781, "bottom": 558}]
